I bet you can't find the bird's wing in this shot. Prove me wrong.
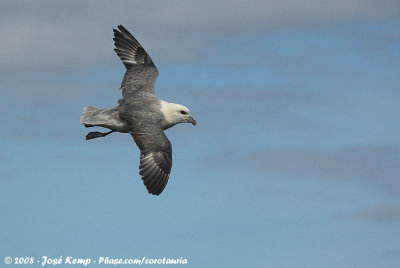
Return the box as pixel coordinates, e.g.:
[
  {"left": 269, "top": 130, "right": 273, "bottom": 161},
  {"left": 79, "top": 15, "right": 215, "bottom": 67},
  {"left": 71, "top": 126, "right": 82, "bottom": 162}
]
[
  {"left": 130, "top": 123, "right": 172, "bottom": 196},
  {"left": 113, "top": 25, "right": 159, "bottom": 96}
]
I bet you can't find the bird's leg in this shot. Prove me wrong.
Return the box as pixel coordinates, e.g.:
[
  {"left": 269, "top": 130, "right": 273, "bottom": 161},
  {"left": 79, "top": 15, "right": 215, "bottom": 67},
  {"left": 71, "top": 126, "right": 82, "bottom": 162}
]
[{"left": 85, "top": 130, "right": 115, "bottom": 140}]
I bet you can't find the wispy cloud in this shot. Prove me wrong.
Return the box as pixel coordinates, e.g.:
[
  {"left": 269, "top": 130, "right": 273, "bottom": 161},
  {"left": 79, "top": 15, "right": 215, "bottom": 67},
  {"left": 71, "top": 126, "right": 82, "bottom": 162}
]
[
  {"left": 352, "top": 204, "right": 400, "bottom": 222},
  {"left": 207, "top": 145, "right": 400, "bottom": 193},
  {"left": 381, "top": 244, "right": 400, "bottom": 258},
  {"left": 0, "top": 0, "right": 399, "bottom": 72}
]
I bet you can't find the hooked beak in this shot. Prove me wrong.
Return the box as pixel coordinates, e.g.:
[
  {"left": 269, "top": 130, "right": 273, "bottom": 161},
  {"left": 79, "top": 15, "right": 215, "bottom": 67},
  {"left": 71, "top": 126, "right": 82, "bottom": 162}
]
[{"left": 188, "top": 116, "right": 197, "bottom": 125}]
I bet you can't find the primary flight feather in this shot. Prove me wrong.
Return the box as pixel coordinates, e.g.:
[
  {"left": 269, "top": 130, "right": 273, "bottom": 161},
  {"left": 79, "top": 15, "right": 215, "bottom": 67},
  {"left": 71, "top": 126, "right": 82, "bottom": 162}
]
[{"left": 80, "top": 25, "right": 196, "bottom": 196}]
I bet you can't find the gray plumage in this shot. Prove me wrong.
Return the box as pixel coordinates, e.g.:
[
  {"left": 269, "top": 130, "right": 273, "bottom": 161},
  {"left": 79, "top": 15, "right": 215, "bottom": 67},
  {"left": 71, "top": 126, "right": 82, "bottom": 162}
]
[{"left": 80, "top": 25, "right": 196, "bottom": 196}]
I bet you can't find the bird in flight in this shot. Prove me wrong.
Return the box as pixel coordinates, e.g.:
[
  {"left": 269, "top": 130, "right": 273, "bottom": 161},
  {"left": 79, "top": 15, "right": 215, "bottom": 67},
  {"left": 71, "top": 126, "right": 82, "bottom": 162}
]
[{"left": 80, "top": 25, "right": 196, "bottom": 196}]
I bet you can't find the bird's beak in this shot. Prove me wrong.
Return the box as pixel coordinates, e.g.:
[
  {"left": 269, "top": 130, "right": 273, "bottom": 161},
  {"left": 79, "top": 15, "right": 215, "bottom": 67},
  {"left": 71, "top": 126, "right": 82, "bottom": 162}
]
[{"left": 188, "top": 116, "right": 197, "bottom": 125}]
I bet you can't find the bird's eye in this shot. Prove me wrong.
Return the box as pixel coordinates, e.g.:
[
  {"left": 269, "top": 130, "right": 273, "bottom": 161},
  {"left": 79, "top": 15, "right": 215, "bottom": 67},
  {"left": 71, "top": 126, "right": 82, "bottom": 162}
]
[{"left": 180, "top": 110, "right": 187, "bottom": 115}]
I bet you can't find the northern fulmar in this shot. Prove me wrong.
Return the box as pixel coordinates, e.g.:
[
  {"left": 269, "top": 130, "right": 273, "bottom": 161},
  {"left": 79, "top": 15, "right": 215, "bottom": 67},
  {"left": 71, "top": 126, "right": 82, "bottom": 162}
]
[{"left": 80, "top": 25, "right": 196, "bottom": 196}]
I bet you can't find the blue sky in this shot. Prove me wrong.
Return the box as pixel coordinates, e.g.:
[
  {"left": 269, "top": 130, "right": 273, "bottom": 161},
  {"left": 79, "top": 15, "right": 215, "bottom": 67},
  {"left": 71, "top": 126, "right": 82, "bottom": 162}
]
[{"left": 1, "top": 1, "right": 400, "bottom": 267}]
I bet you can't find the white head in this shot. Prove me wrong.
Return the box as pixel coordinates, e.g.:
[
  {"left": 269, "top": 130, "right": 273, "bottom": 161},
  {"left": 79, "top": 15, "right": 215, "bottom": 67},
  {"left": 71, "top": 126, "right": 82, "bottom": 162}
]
[{"left": 160, "top": 101, "right": 196, "bottom": 129}]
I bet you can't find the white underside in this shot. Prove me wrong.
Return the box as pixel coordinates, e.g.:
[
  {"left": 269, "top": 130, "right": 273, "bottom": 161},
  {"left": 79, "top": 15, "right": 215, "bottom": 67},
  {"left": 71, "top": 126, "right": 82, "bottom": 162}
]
[{"left": 159, "top": 100, "right": 176, "bottom": 129}]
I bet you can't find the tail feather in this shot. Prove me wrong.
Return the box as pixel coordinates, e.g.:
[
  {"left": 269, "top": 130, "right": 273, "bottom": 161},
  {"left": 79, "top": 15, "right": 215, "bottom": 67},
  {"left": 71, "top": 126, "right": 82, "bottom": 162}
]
[
  {"left": 80, "top": 106, "right": 127, "bottom": 140},
  {"left": 80, "top": 106, "right": 106, "bottom": 127},
  {"left": 80, "top": 106, "right": 126, "bottom": 128}
]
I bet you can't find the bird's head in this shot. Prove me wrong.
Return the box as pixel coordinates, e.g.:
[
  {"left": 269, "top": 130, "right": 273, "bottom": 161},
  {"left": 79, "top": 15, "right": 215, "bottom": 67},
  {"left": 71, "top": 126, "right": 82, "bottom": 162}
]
[
  {"left": 170, "top": 103, "right": 196, "bottom": 125},
  {"left": 161, "top": 102, "right": 196, "bottom": 129}
]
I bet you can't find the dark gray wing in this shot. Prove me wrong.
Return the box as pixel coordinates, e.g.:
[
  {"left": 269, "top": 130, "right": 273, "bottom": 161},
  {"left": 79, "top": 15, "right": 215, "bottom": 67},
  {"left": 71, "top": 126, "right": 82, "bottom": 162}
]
[
  {"left": 130, "top": 123, "right": 172, "bottom": 196},
  {"left": 113, "top": 25, "right": 159, "bottom": 96}
]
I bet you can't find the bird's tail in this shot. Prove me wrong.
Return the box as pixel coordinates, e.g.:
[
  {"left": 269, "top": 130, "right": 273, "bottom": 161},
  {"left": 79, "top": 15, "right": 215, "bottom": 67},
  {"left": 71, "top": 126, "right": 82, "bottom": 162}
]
[
  {"left": 80, "top": 106, "right": 108, "bottom": 127},
  {"left": 80, "top": 106, "right": 126, "bottom": 140}
]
